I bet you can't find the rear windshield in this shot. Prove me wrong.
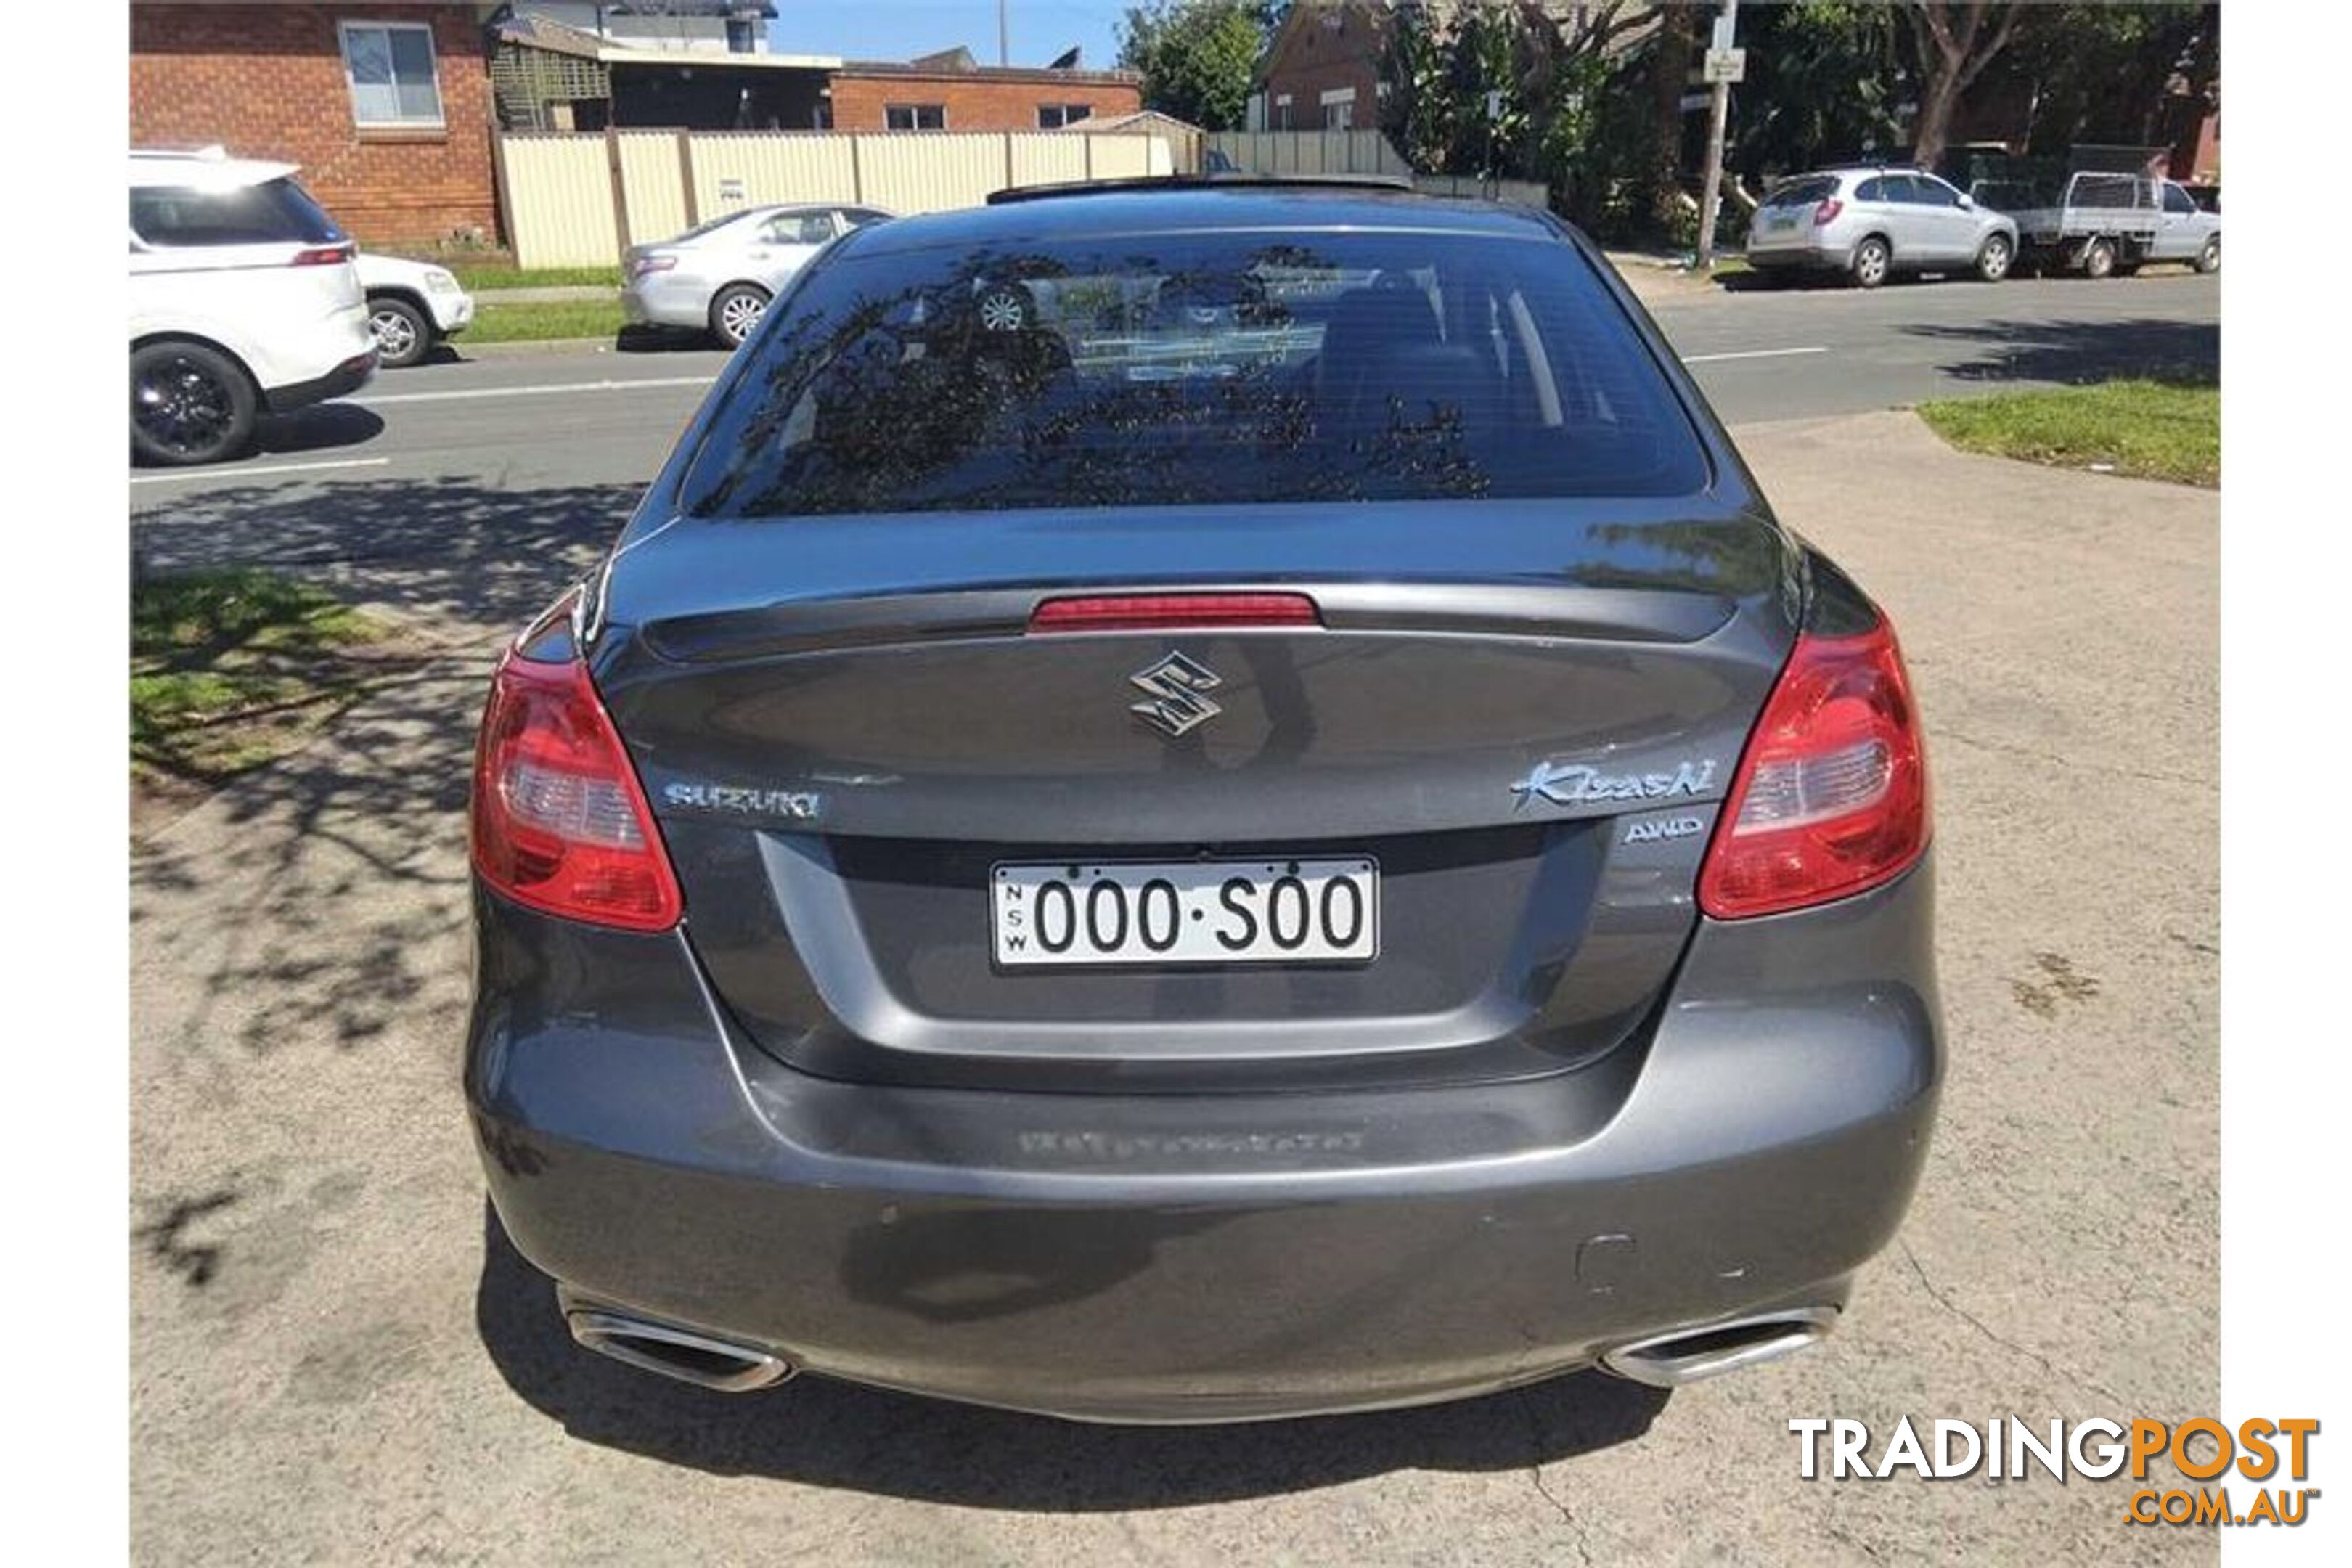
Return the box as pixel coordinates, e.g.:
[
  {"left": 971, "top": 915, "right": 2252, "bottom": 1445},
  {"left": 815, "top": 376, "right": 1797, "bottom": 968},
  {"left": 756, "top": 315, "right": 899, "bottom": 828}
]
[
  {"left": 1762, "top": 176, "right": 1839, "bottom": 209},
  {"left": 682, "top": 229, "right": 1707, "bottom": 516},
  {"left": 130, "top": 176, "right": 346, "bottom": 248}
]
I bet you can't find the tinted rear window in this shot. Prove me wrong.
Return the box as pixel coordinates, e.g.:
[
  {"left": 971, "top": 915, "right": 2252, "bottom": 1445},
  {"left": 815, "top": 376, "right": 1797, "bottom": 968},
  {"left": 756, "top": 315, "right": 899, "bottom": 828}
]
[
  {"left": 682, "top": 229, "right": 1707, "bottom": 517},
  {"left": 1763, "top": 176, "right": 1839, "bottom": 209},
  {"left": 130, "top": 176, "right": 345, "bottom": 247}
]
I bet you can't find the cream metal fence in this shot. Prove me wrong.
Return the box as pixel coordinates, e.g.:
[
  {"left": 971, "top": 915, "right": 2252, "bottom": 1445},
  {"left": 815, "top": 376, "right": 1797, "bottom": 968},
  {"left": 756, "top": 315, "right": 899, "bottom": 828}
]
[{"left": 496, "top": 128, "right": 1179, "bottom": 268}]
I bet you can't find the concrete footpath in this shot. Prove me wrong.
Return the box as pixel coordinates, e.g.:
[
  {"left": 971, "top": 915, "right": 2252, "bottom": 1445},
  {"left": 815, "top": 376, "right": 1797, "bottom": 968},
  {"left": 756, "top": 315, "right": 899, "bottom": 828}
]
[{"left": 129, "top": 411, "right": 2217, "bottom": 1566}]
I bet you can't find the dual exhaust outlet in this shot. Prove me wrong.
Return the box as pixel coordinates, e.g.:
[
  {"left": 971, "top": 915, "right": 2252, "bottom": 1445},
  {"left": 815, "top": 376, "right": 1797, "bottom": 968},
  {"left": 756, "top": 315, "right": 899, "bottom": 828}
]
[{"left": 562, "top": 1299, "right": 1836, "bottom": 1397}]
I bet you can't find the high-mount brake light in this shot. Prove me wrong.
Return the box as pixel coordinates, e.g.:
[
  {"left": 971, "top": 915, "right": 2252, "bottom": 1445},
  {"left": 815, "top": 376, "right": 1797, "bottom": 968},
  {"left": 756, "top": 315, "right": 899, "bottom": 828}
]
[
  {"left": 1697, "top": 613, "right": 1930, "bottom": 920},
  {"left": 1029, "top": 592, "right": 1323, "bottom": 633},
  {"left": 470, "top": 643, "right": 683, "bottom": 932}
]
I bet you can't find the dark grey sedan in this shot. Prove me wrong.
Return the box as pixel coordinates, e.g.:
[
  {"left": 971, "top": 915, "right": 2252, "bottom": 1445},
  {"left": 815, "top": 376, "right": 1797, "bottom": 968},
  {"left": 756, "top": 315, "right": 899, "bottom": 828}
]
[{"left": 466, "top": 180, "right": 1943, "bottom": 1422}]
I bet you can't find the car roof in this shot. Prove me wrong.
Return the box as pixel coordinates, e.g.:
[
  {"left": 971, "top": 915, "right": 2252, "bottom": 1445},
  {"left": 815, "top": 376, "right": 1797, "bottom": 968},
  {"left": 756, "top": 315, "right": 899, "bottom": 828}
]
[
  {"left": 131, "top": 148, "right": 298, "bottom": 190},
  {"left": 840, "top": 181, "right": 1565, "bottom": 259}
]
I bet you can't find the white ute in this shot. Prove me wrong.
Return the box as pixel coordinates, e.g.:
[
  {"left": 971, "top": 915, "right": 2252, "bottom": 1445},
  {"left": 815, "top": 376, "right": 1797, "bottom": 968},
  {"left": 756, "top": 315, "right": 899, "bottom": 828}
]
[{"left": 129, "top": 147, "right": 377, "bottom": 465}]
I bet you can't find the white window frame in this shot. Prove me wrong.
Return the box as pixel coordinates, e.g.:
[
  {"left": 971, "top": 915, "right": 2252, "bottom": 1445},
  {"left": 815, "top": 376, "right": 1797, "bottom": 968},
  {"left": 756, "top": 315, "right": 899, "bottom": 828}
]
[
  {"left": 338, "top": 19, "right": 444, "bottom": 130},
  {"left": 886, "top": 103, "right": 947, "bottom": 131}
]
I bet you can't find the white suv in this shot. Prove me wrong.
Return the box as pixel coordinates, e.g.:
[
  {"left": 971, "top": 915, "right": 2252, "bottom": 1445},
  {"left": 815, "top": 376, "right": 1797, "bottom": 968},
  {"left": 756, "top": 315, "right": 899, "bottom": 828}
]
[{"left": 130, "top": 149, "right": 378, "bottom": 465}]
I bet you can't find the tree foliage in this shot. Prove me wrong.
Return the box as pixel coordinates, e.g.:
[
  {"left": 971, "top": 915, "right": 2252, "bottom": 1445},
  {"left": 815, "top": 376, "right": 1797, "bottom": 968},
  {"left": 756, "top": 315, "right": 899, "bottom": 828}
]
[{"left": 1116, "top": 0, "right": 1281, "bottom": 131}]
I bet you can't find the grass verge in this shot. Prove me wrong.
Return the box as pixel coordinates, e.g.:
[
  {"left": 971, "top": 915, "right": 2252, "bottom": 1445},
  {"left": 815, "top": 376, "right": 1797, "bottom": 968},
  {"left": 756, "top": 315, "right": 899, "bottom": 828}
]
[
  {"left": 1917, "top": 379, "right": 2219, "bottom": 488},
  {"left": 464, "top": 298, "right": 627, "bottom": 344},
  {"left": 446, "top": 263, "right": 623, "bottom": 291},
  {"left": 132, "top": 570, "right": 390, "bottom": 809}
]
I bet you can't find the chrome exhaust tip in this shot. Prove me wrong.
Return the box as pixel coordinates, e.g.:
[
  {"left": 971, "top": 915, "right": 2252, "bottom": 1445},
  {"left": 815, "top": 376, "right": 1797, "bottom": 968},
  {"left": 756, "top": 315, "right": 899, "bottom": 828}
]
[
  {"left": 1598, "top": 1307, "right": 1837, "bottom": 1388},
  {"left": 565, "top": 1308, "right": 797, "bottom": 1393}
]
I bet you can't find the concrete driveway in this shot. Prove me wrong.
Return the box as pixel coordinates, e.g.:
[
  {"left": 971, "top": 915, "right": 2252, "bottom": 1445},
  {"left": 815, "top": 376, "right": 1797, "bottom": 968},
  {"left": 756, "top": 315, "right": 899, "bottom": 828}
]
[{"left": 129, "top": 409, "right": 2216, "bottom": 1564}]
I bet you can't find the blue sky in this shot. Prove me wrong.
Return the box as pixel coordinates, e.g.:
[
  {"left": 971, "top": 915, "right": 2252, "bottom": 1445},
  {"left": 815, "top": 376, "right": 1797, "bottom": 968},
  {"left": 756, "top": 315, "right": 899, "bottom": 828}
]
[{"left": 768, "top": 1, "right": 1130, "bottom": 70}]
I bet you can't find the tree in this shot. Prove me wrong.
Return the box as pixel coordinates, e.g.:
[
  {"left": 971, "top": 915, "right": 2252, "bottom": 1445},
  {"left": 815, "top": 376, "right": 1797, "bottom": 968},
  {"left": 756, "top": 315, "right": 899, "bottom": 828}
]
[
  {"left": 1734, "top": 1, "right": 1906, "bottom": 179},
  {"left": 1898, "top": 1, "right": 2031, "bottom": 172},
  {"left": 1116, "top": 1, "right": 1273, "bottom": 131}
]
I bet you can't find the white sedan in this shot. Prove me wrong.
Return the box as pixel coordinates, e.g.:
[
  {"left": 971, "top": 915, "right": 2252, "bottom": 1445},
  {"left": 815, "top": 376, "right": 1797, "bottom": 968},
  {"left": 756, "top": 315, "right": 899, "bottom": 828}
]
[{"left": 355, "top": 253, "right": 475, "bottom": 368}]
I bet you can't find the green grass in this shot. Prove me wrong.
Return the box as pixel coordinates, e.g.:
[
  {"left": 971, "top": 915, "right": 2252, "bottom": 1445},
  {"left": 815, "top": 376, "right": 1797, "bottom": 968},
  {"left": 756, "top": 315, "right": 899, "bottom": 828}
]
[
  {"left": 464, "top": 298, "right": 628, "bottom": 344},
  {"left": 444, "top": 263, "right": 622, "bottom": 291},
  {"left": 1917, "top": 379, "right": 2219, "bottom": 488},
  {"left": 132, "top": 570, "right": 387, "bottom": 785}
]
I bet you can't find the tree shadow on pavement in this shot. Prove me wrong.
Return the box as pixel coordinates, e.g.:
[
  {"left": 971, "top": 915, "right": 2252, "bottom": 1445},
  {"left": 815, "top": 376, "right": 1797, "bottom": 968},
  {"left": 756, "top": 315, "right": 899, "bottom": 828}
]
[
  {"left": 1900, "top": 316, "right": 2218, "bottom": 388},
  {"left": 130, "top": 478, "right": 642, "bottom": 1057},
  {"left": 473, "top": 1206, "right": 1672, "bottom": 1508}
]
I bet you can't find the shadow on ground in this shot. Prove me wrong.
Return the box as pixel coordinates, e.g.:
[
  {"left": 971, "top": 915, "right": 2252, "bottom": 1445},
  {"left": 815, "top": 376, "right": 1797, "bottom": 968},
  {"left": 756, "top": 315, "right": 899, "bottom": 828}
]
[
  {"left": 1902, "top": 315, "right": 2218, "bottom": 388},
  {"left": 473, "top": 1207, "right": 1670, "bottom": 1508},
  {"left": 130, "top": 478, "right": 642, "bottom": 1054}
]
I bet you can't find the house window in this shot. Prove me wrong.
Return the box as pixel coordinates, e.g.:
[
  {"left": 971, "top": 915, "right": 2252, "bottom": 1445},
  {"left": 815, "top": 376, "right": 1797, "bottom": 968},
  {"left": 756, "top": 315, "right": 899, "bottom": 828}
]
[
  {"left": 885, "top": 104, "right": 946, "bottom": 131},
  {"left": 338, "top": 20, "right": 444, "bottom": 128},
  {"left": 1322, "top": 99, "right": 1353, "bottom": 130},
  {"left": 1037, "top": 103, "right": 1093, "bottom": 129}
]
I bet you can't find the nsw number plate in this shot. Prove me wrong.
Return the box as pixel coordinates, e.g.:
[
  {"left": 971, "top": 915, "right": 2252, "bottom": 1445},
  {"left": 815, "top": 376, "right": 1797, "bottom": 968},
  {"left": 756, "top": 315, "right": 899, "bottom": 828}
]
[{"left": 991, "top": 858, "right": 1379, "bottom": 968}]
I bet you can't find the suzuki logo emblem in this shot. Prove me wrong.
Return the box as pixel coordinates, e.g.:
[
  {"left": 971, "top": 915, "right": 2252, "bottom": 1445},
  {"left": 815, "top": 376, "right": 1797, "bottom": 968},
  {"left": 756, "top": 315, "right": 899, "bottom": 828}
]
[{"left": 1129, "top": 651, "right": 1223, "bottom": 738}]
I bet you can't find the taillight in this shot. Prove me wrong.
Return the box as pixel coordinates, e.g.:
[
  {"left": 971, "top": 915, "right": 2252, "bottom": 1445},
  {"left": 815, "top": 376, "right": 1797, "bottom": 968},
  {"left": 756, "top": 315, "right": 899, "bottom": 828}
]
[
  {"left": 1812, "top": 197, "right": 1844, "bottom": 225},
  {"left": 470, "top": 645, "right": 682, "bottom": 931},
  {"left": 1697, "top": 613, "right": 1929, "bottom": 920},
  {"left": 290, "top": 243, "right": 354, "bottom": 266},
  {"left": 628, "top": 253, "right": 677, "bottom": 277},
  {"left": 1029, "top": 592, "right": 1322, "bottom": 633}
]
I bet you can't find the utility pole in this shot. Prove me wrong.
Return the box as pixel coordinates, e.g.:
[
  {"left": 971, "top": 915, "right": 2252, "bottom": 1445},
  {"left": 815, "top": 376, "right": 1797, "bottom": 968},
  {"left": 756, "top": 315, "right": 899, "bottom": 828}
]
[
  {"left": 1696, "top": 0, "right": 1739, "bottom": 270},
  {"left": 998, "top": 0, "right": 1010, "bottom": 67}
]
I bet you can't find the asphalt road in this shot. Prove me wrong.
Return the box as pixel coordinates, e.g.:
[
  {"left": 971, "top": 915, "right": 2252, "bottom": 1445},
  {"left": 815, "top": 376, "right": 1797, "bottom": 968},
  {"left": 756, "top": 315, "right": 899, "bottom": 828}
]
[
  {"left": 128, "top": 269, "right": 2219, "bottom": 510},
  {"left": 129, "top": 274, "right": 2220, "bottom": 1564}
]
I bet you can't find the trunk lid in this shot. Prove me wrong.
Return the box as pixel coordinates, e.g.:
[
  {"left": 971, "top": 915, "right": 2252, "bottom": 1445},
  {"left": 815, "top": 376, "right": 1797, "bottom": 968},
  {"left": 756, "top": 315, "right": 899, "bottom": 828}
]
[{"left": 592, "top": 498, "right": 1797, "bottom": 1093}]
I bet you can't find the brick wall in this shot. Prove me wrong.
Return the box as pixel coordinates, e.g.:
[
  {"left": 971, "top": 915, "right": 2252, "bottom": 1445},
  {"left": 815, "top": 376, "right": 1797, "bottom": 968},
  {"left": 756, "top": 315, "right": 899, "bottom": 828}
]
[
  {"left": 131, "top": 3, "right": 499, "bottom": 249},
  {"left": 1259, "top": 4, "right": 1385, "bottom": 130},
  {"left": 828, "top": 72, "right": 1142, "bottom": 134}
]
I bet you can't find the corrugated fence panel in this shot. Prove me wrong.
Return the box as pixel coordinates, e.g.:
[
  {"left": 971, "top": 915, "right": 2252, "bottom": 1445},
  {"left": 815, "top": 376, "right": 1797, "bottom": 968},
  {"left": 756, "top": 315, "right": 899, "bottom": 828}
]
[
  {"left": 859, "top": 132, "right": 1016, "bottom": 213},
  {"left": 686, "top": 134, "right": 859, "bottom": 216},
  {"left": 1007, "top": 133, "right": 1091, "bottom": 190},
  {"left": 1085, "top": 135, "right": 1160, "bottom": 181},
  {"left": 501, "top": 133, "right": 618, "bottom": 269},
  {"left": 504, "top": 130, "right": 1204, "bottom": 266},
  {"left": 1209, "top": 129, "right": 1412, "bottom": 177},
  {"left": 616, "top": 131, "right": 687, "bottom": 245}
]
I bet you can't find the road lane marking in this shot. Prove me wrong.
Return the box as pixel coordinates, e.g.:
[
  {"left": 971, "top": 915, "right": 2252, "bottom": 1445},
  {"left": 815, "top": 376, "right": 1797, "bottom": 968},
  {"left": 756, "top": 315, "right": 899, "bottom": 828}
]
[
  {"left": 128, "top": 457, "right": 391, "bottom": 486},
  {"left": 359, "top": 375, "right": 719, "bottom": 407},
  {"left": 1682, "top": 346, "right": 1832, "bottom": 364}
]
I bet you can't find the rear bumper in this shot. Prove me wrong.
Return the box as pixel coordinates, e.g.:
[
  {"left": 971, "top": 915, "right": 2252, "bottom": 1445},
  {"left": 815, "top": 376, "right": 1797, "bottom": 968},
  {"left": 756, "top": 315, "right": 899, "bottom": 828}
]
[
  {"left": 263, "top": 349, "right": 376, "bottom": 412},
  {"left": 467, "top": 857, "right": 1943, "bottom": 1423},
  {"left": 1745, "top": 241, "right": 1845, "bottom": 269},
  {"left": 619, "top": 276, "right": 711, "bottom": 331}
]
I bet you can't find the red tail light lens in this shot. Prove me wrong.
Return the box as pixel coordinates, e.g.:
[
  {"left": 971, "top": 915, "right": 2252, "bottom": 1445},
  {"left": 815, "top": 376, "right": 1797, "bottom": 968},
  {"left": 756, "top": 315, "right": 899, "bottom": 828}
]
[
  {"left": 290, "top": 243, "right": 354, "bottom": 266},
  {"left": 1697, "top": 614, "right": 1929, "bottom": 920},
  {"left": 1812, "top": 197, "right": 1844, "bottom": 225},
  {"left": 1029, "top": 592, "right": 1322, "bottom": 633},
  {"left": 628, "top": 253, "right": 677, "bottom": 277},
  {"left": 470, "top": 648, "right": 682, "bottom": 931}
]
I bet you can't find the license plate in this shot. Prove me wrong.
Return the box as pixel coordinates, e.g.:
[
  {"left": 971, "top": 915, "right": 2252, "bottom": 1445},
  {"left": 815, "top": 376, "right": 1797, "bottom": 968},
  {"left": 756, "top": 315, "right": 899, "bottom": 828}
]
[{"left": 990, "top": 857, "right": 1379, "bottom": 968}]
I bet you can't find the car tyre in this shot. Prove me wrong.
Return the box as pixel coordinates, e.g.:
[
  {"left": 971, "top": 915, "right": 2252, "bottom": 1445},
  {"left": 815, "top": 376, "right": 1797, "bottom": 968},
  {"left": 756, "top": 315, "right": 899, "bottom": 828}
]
[
  {"left": 2196, "top": 236, "right": 2221, "bottom": 274},
  {"left": 2082, "top": 238, "right": 2117, "bottom": 280},
  {"left": 1972, "top": 233, "right": 2014, "bottom": 282},
  {"left": 1850, "top": 236, "right": 1890, "bottom": 289},
  {"left": 976, "top": 285, "right": 1033, "bottom": 332},
  {"left": 710, "top": 283, "right": 771, "bottom": 349},
  {"left": 130, "top": 339, "right": 257, "bottom": 467},
  {"left": 367, "top": 294, "right": 433, "bottom": 369}
]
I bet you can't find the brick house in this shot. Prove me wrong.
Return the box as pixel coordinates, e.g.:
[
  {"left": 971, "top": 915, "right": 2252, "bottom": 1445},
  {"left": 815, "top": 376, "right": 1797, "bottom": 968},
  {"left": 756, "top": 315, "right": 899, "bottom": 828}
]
[
  {"left": 825, "top": 47, "right": 1142, "bottom": 134},
  {"left": 1247, "top": 1, "right": 1393, "bottom": 132},
  {"left": 130, "top": 2, "right": 501, "bottom": 248}
]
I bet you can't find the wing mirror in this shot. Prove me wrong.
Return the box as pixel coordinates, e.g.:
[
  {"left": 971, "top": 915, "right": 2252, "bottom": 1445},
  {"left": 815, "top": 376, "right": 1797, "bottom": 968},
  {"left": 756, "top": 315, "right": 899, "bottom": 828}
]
[{"left": 1957, "top": 193, "right": 1976, "bottom": 211}]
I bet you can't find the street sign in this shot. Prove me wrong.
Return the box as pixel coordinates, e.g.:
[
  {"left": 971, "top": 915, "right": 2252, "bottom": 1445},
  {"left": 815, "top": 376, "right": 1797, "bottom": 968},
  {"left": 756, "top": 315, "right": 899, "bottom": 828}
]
[{"left": 1703, "top": 47, "right": 1746, "bottom": 85}]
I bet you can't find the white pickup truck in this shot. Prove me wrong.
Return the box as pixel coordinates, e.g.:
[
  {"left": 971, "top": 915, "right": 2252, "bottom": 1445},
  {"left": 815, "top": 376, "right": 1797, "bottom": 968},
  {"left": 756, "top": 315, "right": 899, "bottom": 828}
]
[{"left": 1990, "top": 172, "right": 2220, "bottom": 279}]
